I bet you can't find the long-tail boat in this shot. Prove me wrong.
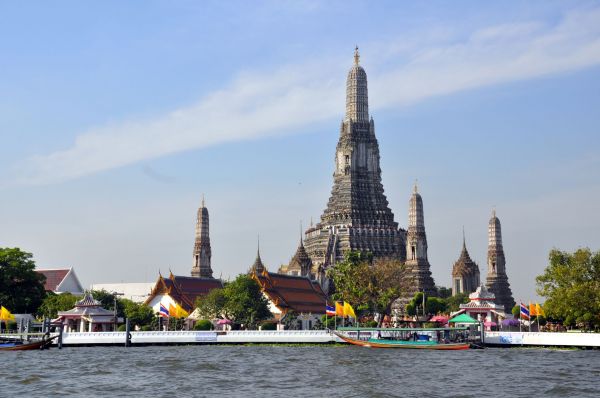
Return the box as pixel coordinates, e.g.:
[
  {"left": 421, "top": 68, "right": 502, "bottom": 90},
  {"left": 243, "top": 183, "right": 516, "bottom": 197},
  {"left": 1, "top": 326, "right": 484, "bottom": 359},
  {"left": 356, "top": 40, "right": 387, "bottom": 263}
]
[
  {"left": 334, "top": 327, "right": 476, "bottom": 350},
  {"left": 0, "top": 336, "right": 56, "bottom": 351}
]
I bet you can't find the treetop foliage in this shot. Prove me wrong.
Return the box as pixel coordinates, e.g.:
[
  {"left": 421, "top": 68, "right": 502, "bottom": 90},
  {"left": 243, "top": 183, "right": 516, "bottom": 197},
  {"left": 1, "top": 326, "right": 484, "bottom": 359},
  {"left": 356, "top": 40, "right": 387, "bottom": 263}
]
[
  {"left": 0, "top": 247, "right": 46, "bottom": 313},
  {"left": 536, "top": 248, "right": 600, "bottom": 329}
]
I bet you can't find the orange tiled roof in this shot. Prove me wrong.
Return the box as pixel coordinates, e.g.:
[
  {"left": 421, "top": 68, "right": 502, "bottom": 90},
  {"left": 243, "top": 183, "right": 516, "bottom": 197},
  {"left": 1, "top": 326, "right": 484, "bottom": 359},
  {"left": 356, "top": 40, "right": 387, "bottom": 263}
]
[
  {"left": 146, "top": 273, "right": 223, "bottom": 312},
  {"left": 254, "top": 271, "right": 327, "bottom": 314}
]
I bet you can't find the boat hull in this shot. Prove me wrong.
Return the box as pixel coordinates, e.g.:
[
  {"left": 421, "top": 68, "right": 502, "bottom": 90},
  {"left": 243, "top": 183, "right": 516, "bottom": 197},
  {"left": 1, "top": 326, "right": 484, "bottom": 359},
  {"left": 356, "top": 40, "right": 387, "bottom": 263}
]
[
  {"left": 335, "top": 332, "right": 470, "bottom": 350},
  {"left": 0, "top": 337, "right": 56, "bottom": 351}
]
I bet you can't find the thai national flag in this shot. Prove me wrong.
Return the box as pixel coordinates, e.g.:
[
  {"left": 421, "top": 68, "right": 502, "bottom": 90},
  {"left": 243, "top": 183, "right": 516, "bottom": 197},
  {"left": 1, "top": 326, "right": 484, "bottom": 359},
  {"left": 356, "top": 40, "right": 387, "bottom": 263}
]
[
  {"left": 520, "top": 303, "right": 530, "bottom": 319},
  {"left": 325, "top": 305, "right": 336, "bottom": 316},
  {"left": 159, "top": 303, "right": 170, "bottom": 318}
]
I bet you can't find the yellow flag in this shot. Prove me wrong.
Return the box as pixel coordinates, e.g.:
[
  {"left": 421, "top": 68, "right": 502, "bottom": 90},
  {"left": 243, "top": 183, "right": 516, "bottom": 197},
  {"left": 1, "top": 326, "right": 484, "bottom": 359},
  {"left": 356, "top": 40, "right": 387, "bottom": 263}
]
[
  {"left": 529, "top": 302, "right": 537, "bottom": 316},
  {"left": 0, "top": 306, "right": 15, "bottom": 321},
  {"left": 169, "top": 304, "right": 177, "bottom": 318},
  {"left": 343, "top": 302, "right": 356, "bottom": 319},
  {"left": 335, "top": 302, "right": 345, "bottom": 317},
  {"left": 176, "top": 303, "right": 189, "bottom": 318},
  {"left": 536, "top": 303, "right": 544, "bottom": 317}
]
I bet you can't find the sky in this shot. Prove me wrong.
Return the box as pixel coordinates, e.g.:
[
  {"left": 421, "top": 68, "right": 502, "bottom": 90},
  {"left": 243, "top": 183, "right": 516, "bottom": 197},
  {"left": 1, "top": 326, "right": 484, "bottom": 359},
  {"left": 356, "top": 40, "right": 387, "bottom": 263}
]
[{"left": 1, "top": 1, "right": 599, "bottom": 302}]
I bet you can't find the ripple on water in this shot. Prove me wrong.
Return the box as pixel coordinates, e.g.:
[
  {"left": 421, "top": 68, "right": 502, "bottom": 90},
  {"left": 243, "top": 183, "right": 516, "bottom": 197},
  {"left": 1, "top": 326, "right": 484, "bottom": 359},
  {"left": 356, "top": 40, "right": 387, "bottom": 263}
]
[{"left": 4, "top": 346, "right": 600, "bottom": 398}]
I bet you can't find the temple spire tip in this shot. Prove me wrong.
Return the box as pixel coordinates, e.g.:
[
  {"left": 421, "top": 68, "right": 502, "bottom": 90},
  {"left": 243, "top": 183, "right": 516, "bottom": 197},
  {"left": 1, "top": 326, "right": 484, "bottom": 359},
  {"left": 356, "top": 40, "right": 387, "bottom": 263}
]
[{"left": 354, "top": 45, "right": 360, "bottom": 65}]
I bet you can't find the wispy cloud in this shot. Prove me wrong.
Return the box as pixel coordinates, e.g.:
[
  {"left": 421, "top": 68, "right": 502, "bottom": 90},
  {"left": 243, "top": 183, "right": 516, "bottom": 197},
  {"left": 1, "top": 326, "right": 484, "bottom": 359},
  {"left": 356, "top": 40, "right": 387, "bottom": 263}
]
[{"left": 15, "top": 6, "right": 600, "bottom": 185}]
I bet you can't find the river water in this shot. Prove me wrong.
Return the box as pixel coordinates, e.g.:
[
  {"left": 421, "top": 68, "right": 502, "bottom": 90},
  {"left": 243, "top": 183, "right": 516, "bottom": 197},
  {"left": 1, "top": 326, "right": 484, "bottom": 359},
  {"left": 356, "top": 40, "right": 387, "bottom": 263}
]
[{"left": 3, "top": 345, "right": 599, "bottom": 397}]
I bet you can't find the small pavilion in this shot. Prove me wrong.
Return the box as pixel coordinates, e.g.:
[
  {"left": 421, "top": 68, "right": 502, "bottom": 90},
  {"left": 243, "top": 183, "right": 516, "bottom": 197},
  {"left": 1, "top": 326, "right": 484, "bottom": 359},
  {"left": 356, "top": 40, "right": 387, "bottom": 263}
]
[
  {"left": 55, "top": 293, "right": 116, "bottom": 332},
  {"left": 453, "top": 284, "right": 507, "bottom": 330}
]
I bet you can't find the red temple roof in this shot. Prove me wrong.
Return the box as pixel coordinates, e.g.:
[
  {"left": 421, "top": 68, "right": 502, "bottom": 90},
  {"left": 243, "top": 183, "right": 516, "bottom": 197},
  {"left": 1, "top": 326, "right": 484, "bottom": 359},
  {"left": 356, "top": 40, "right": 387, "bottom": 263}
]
[
  {"left": 253, "top": 271, "right": 327, "bottom": 314},
  {"left": 145, "top": 273, "right": 223, "bottom": 312},
  {"left": 37, "top": 269, "right": 69, "bottom": 292}
]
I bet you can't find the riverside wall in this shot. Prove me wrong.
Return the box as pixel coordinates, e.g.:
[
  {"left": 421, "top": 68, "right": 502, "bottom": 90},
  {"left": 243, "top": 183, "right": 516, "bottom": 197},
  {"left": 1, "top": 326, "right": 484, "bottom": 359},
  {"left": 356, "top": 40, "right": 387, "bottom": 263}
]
[
  {"left": 51, "top": 330, "right": 340, "bottom": 346},
  {"left": 484, "top": 331, "right": 600, "bottom": 347}
]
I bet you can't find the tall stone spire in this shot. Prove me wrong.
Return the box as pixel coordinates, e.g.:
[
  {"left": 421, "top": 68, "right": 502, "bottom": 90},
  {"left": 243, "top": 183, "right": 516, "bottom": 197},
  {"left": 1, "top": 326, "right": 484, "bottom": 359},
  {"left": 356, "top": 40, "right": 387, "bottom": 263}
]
[
  {"left": 485, "top": 210, "right": 515, "bottom": 312},
  {"left": 302, "top": 48, "right": 404, "bottom": 287},
  {"left": 191, "top": 197, "right": 213, "bottom": 278},
  {"left": 404, "top": 183, "right": 436, "bottom": 298},
  {"left": 345, "top": 46, "right": 369, "bottom": 123}
]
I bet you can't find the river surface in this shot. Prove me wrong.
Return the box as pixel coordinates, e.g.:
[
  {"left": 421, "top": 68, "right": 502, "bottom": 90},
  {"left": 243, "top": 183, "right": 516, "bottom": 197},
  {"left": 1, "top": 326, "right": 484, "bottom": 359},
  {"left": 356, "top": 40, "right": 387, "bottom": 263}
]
[{"left": 4, "top": 345, "right": 600, "bottom": 397}]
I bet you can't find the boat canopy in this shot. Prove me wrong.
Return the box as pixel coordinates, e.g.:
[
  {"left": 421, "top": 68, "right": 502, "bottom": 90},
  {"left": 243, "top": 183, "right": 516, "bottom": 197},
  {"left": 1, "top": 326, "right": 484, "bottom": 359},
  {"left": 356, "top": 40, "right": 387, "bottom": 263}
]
[
  {"left": 449, "top": 313, "right": 479, "bottom": 324},
  {"left": 337, "top": 326, "right": 469, "bottom": 332}
]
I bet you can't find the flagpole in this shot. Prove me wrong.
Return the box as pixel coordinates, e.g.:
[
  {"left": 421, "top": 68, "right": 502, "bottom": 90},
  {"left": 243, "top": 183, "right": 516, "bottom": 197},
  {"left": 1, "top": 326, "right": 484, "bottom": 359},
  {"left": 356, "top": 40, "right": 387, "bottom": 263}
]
[{"left": 519, "top": 302, "right": 522, "bottom": 333}]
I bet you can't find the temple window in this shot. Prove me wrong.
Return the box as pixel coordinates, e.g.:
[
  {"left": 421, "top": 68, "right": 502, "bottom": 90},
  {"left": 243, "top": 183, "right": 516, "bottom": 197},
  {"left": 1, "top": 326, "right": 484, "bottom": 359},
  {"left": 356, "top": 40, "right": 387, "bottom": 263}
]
[{"left": 411, "top": 245, "right": 416, "bottom": 260}]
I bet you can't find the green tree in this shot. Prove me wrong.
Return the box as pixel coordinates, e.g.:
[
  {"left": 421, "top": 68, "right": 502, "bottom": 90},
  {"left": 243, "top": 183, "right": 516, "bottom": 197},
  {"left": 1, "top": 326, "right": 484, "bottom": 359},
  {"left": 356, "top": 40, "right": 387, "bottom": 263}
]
[
  {"left": 406, "top": 293, "right": 447, "bottom": 316},
  {"left": 193, "top": 319, "right": 213, "bottom": 330},
  {"left": 121, "top": 298, "right": 154, "bottom": 328},
  {"left": 91, "top": 290, "right": 124, "bottom": 317},
  {"left": 37, "top": 292, "right": 80, "bottom": 318},
  {"left": 445, "top": 293, "right": 470, "bottom": 313},
  {"left": 0, "top": 248, "right": 47, "bottom": 313},
  {"left": 536, "top": 248, "right": 600, "bottom": 330},
  {"left": 222, "top": 275, "right": 271, "bottom": 329},
  {"left": 195, "top": 288, "right": 228, "bottom": 320},
  {"left": 511, "top": 304, "right": 520, "bottom": 318},
  {"left": 328, "top": 252, "right": 410, "bottom": 326}
]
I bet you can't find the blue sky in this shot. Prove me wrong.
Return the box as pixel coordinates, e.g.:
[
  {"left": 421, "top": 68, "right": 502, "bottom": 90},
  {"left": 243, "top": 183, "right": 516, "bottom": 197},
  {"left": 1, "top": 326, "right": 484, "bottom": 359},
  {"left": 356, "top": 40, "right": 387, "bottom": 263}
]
[{"left": 1, "top": 1, "right": 599, "bottom": 301}]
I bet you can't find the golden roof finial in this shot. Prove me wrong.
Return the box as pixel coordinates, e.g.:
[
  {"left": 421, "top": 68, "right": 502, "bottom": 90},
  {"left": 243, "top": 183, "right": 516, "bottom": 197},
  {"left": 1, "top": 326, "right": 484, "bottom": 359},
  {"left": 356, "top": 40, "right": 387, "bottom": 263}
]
[{"left": 354, "top": 45, "right": 360, "bottom": 65}]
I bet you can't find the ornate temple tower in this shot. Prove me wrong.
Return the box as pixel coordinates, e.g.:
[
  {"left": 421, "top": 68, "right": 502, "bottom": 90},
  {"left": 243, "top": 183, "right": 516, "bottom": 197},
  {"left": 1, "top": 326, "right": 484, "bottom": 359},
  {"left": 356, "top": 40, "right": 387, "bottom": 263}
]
[
  {"left": 303, "top": 48, "right": 405, "bottom": 283},
  {"left": 485, "top": 210, "right": 515, "bottom": 312},
  {"left": 404, "top": 184, "right": 436, "bottom": 297},
  {"left": 191, "top": 198, "right": 213, "bottom": 278},
  {"left": 451, "top": 231, "right": 480, "bottom": 296},
  {"left": 249, "top": 240, "right": 266, "bottom": 275},
  {"left": 282, "top": 230, "right": 314, "bottom": 278}
]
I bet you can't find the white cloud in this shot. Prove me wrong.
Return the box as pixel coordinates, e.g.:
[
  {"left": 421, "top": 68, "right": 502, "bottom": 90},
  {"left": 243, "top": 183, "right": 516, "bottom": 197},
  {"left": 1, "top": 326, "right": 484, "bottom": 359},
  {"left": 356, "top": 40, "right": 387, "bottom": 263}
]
[{"left": 15, "top": 6, "right": 600, "bottom": 185}]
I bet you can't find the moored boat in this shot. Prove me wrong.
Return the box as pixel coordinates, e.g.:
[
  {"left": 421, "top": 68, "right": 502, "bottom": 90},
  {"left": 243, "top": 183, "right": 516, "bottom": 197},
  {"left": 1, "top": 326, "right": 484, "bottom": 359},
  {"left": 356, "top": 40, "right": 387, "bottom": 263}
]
[
  {"left": 0, "top": 336, "right": 57, "bottom": 351},
  {"left": 334, "top": 327, "right": 476, "bottom": 350}
]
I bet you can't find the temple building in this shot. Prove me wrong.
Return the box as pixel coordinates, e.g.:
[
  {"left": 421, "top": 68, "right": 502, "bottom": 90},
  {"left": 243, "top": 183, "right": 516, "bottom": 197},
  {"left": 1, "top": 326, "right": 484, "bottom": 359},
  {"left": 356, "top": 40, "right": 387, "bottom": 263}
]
[
  {"left": 36, "top": 267, "right": 84, "bottom": 295},
  {"left": 404, "top": 184, "right": 436, "bottom": 297},
  {"left": 302, "top": 48, "right": 406, "bottom": 289},
  {"left": 278, "top": 228, "right": 314, "bottom": 278},
  {"left": 451, "top": 232, "right": 480, "bottom": 295},
  {"left": 55, "top": 293, "right": 116, "bottom": 332},
  {"left": 145, "top": 272, "right": 223, "bottom": 315},
  {"left": 485, "top": 210, "right": 515, "bottom": 312},
  {"left": 454, "top": 284, "right": 507, "bottom": 330},
  {"left": 248, "top": 243, "right": 267, "bottom": 275},
  {"left": 252, "top": 269, "right": 327, "bottom": 330},
  {"left": 191, "top": 197, "right": 213, "bottom": 278}
]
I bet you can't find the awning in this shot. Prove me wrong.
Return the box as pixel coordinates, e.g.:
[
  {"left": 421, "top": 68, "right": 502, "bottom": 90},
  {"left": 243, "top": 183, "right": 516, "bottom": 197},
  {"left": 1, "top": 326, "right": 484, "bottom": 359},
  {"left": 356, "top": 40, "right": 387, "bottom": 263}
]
[{"left": 449, "top": 313, "right": 479, "bottom": 324}]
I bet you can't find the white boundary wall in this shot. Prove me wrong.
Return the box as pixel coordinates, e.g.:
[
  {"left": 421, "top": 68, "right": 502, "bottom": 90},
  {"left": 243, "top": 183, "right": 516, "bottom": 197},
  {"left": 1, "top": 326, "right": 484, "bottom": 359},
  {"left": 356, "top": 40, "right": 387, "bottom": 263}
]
[
  {"left": 484, "top": 331, "right": 600, "bottom": 347},
  {"left": 57, "top": 330, "right": 339, "bottom": 345}
]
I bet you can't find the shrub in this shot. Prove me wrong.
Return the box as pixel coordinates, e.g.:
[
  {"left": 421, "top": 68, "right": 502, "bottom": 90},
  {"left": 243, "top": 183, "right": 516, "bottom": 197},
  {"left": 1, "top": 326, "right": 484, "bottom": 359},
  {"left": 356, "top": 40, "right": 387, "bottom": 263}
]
[
  {"left": 261, "top": 322, "right": 277, "bottom": 330},
  {"left": 140, "top": 325, "right": 153, "bottom": 331},
  {"left": 365, "top": 320, "right": 378, "bottom": 327},
  {"left": 117, "top": 324, "right": 127, "bottom": 332},
  {"left": 194, "top": 319, "right": 213, "bottom": 330}
]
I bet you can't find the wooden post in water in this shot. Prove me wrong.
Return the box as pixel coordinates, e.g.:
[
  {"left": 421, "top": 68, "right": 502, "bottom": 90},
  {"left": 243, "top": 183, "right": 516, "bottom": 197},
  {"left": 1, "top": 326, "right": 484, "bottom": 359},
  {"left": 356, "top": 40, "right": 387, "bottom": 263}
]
[
  {"left": 58, "top": 323, "right": 63, "bottom": 349},
  {"left": 125, "top": 318, "right": 132, "bottom": 347}
]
